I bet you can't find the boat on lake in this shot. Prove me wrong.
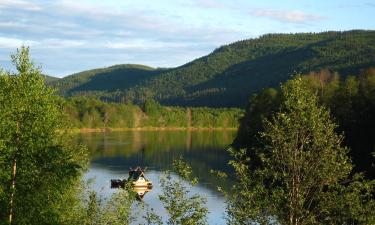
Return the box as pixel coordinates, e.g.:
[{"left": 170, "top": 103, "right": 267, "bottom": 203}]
[
  {"left": 128, "top": 167, "right": 153, "bottom": 188},
  {"left": 110, "top": 167, "right": 152, "bottom": 199}
]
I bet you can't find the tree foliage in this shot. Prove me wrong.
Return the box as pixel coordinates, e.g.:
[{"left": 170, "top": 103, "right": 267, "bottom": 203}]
[
  {"left": 235, "top": 69, "right": 375, "bottom": 176},
  {"left": 0, "top": 46, "right": 86, "bottom": 224},
  {"left": 80, "top": 185, "right": 136, "bottom": 225},
  {"left": 63, "top": 97, "right": 243, "bottom": 129},
  {"left": 158, "top": 158, "right": 208, "bottom": 225},
  {"left": 227, "top": 77, "right": 375, "bottom": 224}
]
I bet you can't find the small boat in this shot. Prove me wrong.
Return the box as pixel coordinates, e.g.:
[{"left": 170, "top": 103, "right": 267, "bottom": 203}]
[
  {"left": 128, "top": 167, "right": 153, "bottom": 188},
  {"left": 110, "top": 167, "right": 152, "bottom": 200}
]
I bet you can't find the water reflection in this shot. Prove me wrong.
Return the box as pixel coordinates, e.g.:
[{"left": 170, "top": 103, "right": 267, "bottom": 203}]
[{"left": 78, "top": 130, "right": 236, "bottom": 224}]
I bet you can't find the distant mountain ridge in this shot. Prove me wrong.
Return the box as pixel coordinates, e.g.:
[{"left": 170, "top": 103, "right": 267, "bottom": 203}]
[
  {"left": 49, "top": 30, "right": 375, "bottom": 107},
  {"left": 43, "top": 74, "right": 60, "bottom": 85},
  {"left": 51, "top": 64, "right": 162, "bottom": 93}
]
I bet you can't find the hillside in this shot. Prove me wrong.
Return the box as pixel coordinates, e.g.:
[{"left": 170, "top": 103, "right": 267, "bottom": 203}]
[
  {"left": 50, "top": 30, "right": 375, "bottom": 107},
  {"left": 43, "top": 74, "right": 60, "bottom": 85},
  {"left": 50, "top": 64, "right": 167, "bottom": 101}
]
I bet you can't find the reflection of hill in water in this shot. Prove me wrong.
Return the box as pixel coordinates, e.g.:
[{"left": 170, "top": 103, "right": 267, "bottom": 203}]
[{"left": 76, "top": 130, "right": 236, "bottom": 190}]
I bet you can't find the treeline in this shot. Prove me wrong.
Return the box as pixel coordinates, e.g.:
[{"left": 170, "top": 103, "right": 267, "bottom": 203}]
[
  {"left": 64, "top": 98, "right": 243, "bottom": 129},
  {"left": 50, "top": 30, "right": 375, "bottom": 107},
  {"left": 235, "top": 67, "right": 375, "bottom": 177}
]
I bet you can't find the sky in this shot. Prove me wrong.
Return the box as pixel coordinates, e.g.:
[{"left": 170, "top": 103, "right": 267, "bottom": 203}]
[{"left": 0, "top": 0, "right": 374, "bottom": 77}]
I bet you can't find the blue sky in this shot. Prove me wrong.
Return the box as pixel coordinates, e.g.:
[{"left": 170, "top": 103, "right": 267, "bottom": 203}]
[{"left": 0, "top": 0, "right": 374, "bottom": 77}]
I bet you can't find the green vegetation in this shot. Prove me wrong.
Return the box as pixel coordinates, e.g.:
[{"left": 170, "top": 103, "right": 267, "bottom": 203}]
[
  {"left": 227, "top": 77, "right": 374, "bottom": 224},
  {"left": 76, "top": 185, "right": 137, "bottom": 225},
  {"left": 0, "top": 46, "right": 213, "bottom": 225},
  {"left": 66, "top": 158, "right": 208, "bottom": 225},
  {"left": 2, "top": 33, "right": 375, "bottom": 224},
  {"left": 50, "top": 64, "right": 165, "bottom": 103},
  {"left": 0, "top": 47, "right": 86, "bottom": 224},
  {"left": 157, "top": 158, "right": 208, "bottom": 225},
  {"left": 43, "top": 74, "right": 60, "bottom": 85},
  {"left": 50, "top": 30, "right": 375, "bottom": 107},
  {"left": 64, "top": 97, "right": 243, "bottom": 129},
  {"left": 234, "top": 68, "right": 375, "bottom": 177},
  {"left": 77, "top": 130, "right": 236, "bottom": 193}
]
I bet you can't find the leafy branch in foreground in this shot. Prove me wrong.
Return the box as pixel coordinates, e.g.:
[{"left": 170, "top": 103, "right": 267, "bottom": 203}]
[
  {"left": 80, "top": 182, "right": 136, "bottom": 225},
  {"left": 158, "top": 157, "right": 208, "bottom": 225}
]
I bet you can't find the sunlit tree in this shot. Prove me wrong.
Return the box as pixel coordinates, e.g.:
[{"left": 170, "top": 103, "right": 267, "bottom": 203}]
[
  {"left": 227, "top": 77, "right": 374, "bottom": 225},
  {"left": 0, "top": 46, "right": 85, "bottom": 224}
]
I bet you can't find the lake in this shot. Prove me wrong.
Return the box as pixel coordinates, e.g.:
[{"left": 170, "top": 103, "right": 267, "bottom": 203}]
[{"left": 77, "top": 130, "right": 237, "bottom": 225}]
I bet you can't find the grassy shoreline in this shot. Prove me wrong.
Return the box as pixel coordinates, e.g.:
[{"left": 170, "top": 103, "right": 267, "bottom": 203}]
[{"left": 71, "top": 127, "right": 238, "bottom": 133}]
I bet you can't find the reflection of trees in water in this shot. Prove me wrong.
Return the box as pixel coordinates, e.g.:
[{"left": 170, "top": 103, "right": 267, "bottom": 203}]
[
  {"left": 77, "top": 130, "right": 236, "bottom": 191},
  {"left": 76, "top": 130, "right": 236, "bottom": 158}
]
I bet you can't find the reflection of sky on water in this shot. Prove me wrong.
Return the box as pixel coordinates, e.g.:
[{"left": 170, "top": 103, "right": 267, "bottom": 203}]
[
  {"left": 80, "top": 131, "right": 236, "bottom": 225},
  {"left": 85, "top": 166, "right": 226, "bottom": 225}
]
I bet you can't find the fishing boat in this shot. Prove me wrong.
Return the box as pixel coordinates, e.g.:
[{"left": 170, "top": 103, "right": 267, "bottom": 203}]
[
  {"left": 129, "top": 167, "right": 152, "bottom": 200},
  {"left": 110, "top": 166, "right": 153, "bottom": 199},
  {"left": 127, "top": 167, "right": 153, "bottom": 188}
]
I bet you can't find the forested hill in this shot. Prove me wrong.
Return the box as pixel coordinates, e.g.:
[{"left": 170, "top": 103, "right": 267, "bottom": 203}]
[
  {"left": 43, "top": 74, "right": 60, "bottom": 85},
  {"left": 50, "top": 30, "right": 375, "bottom": 107},
  {"left": 50, "top": 64, "right": 166, "bottom": 100}
]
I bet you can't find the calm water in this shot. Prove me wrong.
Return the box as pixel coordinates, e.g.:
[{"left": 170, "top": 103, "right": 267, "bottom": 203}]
[{"left": 77, "top": 130, "right": 236, "bottom": 225}]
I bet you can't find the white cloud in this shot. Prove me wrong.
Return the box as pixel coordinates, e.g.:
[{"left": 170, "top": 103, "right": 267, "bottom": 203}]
[
  {"left": 251, "top": 8, "right": 323, "bottom": 23},
  {"left": 53, "top": 0, "right": 122, "bottom": 18},
  {"left": 0, "top": 0, "right": 329, "bottom": 76},
  {"left": 193, "top": 0, "right": 224, "bottom": 9},
  {"left": 0, "top": 0, "right": 41, "bottom": 11},
  {"left": 105, "top": 41, "right": 144, "bottom": 50},
  {"left": 0, "top": 21, "right": 26, "bottom": 29},
  {"left": 105, "top": 39, "right": 197, "bottom": 50},
  {"left": 0, "top": 36, "right": 38, "bottom": 48},
  {"left": 0, "top": 36, "right": 86, "bottom": 49},
  {"left": 38, "top": 39, "right": 86, "bottom": 48}
]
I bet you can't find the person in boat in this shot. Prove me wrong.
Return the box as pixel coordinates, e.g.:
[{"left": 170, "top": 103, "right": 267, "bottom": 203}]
[
  {"left": 111, "top": 166, "right": 153, "bottom": 200},
  {"left": 128, "top": 167, "right": 153, "bottom": 188},
  {"left": 111, "top": 166, "right": 152, "bottom": 189}
]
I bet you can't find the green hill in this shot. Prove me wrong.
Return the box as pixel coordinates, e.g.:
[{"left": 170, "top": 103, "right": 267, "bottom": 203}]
[
  {"left": 50, "top": 30, "right": 375, "bottom": 107},
  {"left": 50, "top": 64, "right": 166, "bottom": 100},
  {"left": 43, "top": 74, "right": 60, "bottom": 85}
]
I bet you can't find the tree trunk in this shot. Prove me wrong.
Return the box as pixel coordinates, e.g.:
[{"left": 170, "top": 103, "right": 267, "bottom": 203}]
[
  {"left": 8, "top": 158, "right": 17, "bottom": 225},
  {"left": 8, "top": 122, "right": 20, "bottom": 225}
]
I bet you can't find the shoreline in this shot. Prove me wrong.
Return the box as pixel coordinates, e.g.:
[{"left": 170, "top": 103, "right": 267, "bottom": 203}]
[{"left": 71, "top": 127, "right": 238, "bottom": 133}]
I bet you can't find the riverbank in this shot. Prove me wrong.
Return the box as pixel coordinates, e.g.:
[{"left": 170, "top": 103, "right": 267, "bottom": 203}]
[{"left": 71, "top": 127, "right": 238, "bottom": 133}]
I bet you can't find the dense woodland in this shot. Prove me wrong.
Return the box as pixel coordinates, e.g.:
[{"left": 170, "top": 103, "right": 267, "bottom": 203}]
[
  {"left": 49, "top": 30, "right": 375, "bottom": 107},
  {"left": 234, "top": 68, "right": 375, "bottom": 178},
  {"left": 64, "top": 98, "right": 243, "bottom": 129},
  {"left": 227, "top": 77, "right": 374, "bottom": 224}
]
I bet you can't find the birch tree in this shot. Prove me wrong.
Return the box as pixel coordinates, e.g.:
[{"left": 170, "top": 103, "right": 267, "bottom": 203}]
[
  {"left": 227, "top": 77, "right": 374, "bottom": 225},
  {"left": 0, "top": 46, "right": 85, "bottom": 225}
]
